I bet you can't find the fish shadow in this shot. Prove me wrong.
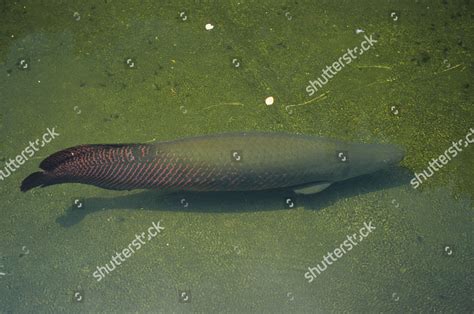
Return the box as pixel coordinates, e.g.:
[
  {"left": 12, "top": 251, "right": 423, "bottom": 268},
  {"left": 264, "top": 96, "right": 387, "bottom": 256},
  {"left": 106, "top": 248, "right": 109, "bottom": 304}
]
[{"left": 56, "top": 167, "right": 412, "bottom": 227}]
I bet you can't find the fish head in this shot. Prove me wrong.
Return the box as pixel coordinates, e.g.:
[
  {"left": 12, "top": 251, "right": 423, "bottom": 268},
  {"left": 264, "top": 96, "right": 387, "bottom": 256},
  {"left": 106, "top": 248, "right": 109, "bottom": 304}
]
[{"left": 340, "top": 143, "right": 405, "bottom": 180}]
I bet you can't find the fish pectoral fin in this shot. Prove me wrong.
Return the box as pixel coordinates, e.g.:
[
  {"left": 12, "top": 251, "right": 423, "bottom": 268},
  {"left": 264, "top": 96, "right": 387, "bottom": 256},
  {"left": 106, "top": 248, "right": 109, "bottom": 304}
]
[{"left": 293, "top": 182, "right": 332, "bottom": 195}]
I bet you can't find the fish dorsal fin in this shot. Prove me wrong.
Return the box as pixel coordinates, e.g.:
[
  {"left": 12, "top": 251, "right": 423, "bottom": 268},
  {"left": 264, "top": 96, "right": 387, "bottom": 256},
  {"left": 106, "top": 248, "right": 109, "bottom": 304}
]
[{"left": 293, "top": 182, "right": 332, "bottom": 195}]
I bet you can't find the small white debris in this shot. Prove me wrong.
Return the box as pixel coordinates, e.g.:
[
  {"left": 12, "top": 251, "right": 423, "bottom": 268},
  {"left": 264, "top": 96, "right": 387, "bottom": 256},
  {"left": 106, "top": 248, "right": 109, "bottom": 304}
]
[
  {"left": 355, "top": 29, "right": 365, "bottom": 34},
  {"left": 205, "top": 23, "right": 214, "bottom": 31},
  {"left": 265, "top": 96, "right": 274, "bottom": 106}
]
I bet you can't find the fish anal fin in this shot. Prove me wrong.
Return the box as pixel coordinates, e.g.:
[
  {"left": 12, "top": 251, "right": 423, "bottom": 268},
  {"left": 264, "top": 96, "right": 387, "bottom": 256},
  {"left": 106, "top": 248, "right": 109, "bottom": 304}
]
[{"left": 293, "top": 182, "right": 332, "bottom": 195}]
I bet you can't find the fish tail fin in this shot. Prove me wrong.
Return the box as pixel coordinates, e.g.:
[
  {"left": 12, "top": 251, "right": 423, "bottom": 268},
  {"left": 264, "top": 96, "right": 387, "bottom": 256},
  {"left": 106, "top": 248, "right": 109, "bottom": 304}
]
[
  {"left": 20, "top": 171, "right": 58, "bottom": 192},
  {"left": 39, "top": 144, "right": 111, "bottom": 171},
  {"left": 21, "top": 146, "right": 96, "bottom": 192},
  {"left": 20, "top": 144, "right": 137, "bottom": 192}
]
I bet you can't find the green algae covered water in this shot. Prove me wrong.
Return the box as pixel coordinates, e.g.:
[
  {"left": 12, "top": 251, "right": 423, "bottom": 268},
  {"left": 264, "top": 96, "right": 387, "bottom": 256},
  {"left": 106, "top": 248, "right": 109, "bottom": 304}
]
[{"left": 0, "top": 1, "right": 472, "bottom": 312}]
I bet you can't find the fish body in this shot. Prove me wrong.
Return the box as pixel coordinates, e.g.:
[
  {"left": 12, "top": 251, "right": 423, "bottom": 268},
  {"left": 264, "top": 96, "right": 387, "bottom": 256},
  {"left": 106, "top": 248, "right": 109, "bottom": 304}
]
[{"left": 21, "top": 132, "right": 404, "bottom": 193}]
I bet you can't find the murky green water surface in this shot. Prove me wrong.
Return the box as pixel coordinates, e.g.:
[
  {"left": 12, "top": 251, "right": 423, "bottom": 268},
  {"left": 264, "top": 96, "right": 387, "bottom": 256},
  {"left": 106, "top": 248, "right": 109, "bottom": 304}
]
[{"left": 0, "top": 0, "right": 472, "bottom": 312}]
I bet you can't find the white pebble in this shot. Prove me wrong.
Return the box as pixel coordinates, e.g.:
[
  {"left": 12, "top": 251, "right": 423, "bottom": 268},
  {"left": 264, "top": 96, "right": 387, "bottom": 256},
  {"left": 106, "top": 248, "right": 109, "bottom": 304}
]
[
  {"left": 265, "top": 96, "right": 274, "bottom": 106},
  {"left": 205, "top": 23, "right": 214, "bottom": 31}
]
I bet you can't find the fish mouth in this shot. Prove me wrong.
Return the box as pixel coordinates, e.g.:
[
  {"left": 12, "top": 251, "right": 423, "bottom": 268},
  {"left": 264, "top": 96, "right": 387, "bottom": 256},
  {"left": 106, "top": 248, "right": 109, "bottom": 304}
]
[
  {"left": 383, "top": 145, "right": 405, "bottom": 165},
  {"left": 343, "top": 143, "right": 405, "bottom": 180},
  {"left": 395, "top": 147, "right": 405, "bottom": 163},
  {"left": 391, "top": 146, "right": 405, "bottom": 164},
  {"left": 357, "top": 143, "right": 405, "bottom": 166}
]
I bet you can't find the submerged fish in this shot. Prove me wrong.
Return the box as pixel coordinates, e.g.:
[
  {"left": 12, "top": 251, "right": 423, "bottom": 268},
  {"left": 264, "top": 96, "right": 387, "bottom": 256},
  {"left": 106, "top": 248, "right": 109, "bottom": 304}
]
[{"left": 20, "top": 132, "right": 404, "bottom": 194}]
